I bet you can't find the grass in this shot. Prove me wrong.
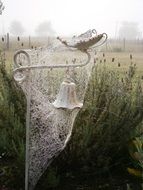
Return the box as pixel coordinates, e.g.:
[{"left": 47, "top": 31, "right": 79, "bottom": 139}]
[{"left": 97, "top": 52, "right": 143, "bottom": 73}]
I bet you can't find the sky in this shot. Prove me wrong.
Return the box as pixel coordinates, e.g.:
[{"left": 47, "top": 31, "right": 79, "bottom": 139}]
[{"left": 0, "top": 0, "right": 143, "bottom": 37}]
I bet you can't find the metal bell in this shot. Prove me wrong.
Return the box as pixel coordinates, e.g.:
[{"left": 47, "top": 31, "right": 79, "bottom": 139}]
[{"left": 53, "top": 81, "right": 83, "bottom": 109}]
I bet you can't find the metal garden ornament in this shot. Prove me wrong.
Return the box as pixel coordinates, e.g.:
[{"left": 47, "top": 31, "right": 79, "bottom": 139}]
[{"left": 13, "top": 29, "right": 107, "bottom": 190}]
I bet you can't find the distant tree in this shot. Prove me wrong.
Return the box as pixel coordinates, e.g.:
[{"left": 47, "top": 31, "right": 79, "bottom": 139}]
[
  {"left": 118, "top": 21, "right": 141, "bottom": 40},
  {"left": 9, "top": 21, "right": 25, "bottom": 36},
  {"left": 35, "top": 21, "right": 55, "bottom": 37},
  {"left": 0, "top": 0, "right": 4, "bottom": 15}
]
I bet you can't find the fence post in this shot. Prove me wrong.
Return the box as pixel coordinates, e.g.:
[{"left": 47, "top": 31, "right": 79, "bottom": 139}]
[
  {"left": 123, "top": 38, "right": 126, "bottom": 52},
  {"left": 6, "top": 33, "right": 9, "bottom": 50},
  {"left": 106, "top": 41, "right": 108, "bottom": 52},
  {"left": 28, "top": 36, "right": 31, "bottom": 48}
]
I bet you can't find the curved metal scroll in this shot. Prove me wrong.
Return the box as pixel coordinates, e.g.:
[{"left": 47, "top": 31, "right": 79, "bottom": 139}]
[{"left": 13, "top": 50, "right": 91, "bottom": 83}]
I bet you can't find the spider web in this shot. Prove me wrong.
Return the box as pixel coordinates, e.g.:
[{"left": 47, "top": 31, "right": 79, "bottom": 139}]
[{"left": 14, "top": 43, "right": 95, "bottom": 190}]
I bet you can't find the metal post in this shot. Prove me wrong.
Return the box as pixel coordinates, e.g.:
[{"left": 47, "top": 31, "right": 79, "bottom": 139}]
[{"left": 25, "top": 77, "right": 31, "bottom": 190}]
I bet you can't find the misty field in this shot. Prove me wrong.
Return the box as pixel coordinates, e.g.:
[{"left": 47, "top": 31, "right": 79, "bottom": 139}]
[{"left": 0, "top": 39, "right": 143, "bottom": 190}]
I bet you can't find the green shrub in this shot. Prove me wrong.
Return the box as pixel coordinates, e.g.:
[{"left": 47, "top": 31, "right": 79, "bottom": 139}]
[
  {"left": 0, "top": 50, "right": 26, "bottom": 188},
  {"left": 55, "top": 63, "right": 143, "bottom": 177}
]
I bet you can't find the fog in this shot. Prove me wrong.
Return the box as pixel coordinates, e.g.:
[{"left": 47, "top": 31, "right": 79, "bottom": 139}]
[{"left": 0, "top": 0, "right": 143, "bottom": 38}]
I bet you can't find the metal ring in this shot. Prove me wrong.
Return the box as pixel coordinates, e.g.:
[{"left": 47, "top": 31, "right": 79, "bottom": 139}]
[
  {"left": 13, "top": 68, "right": 29, "bottom": 83},
  {"left": 14, "top": 50, "right": 31, "bottom": 68}
]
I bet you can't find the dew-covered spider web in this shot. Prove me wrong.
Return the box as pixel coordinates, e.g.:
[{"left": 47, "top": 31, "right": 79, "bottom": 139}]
[{"left": 13, "top": 30, "right": 107, "bottom": 190}]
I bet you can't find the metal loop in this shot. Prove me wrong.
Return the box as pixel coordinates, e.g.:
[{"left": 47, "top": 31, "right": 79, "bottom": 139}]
[
  {"left": 13, "top": 68, "right": 30, "bottom": 83},
  {"left": 14, "top": 50, "right": 31, "bottom": 68}
]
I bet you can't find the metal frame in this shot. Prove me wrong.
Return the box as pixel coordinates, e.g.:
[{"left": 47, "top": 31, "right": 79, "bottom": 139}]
[{"left": 13, "top": 30, "right": 108, "bottom": 190}]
